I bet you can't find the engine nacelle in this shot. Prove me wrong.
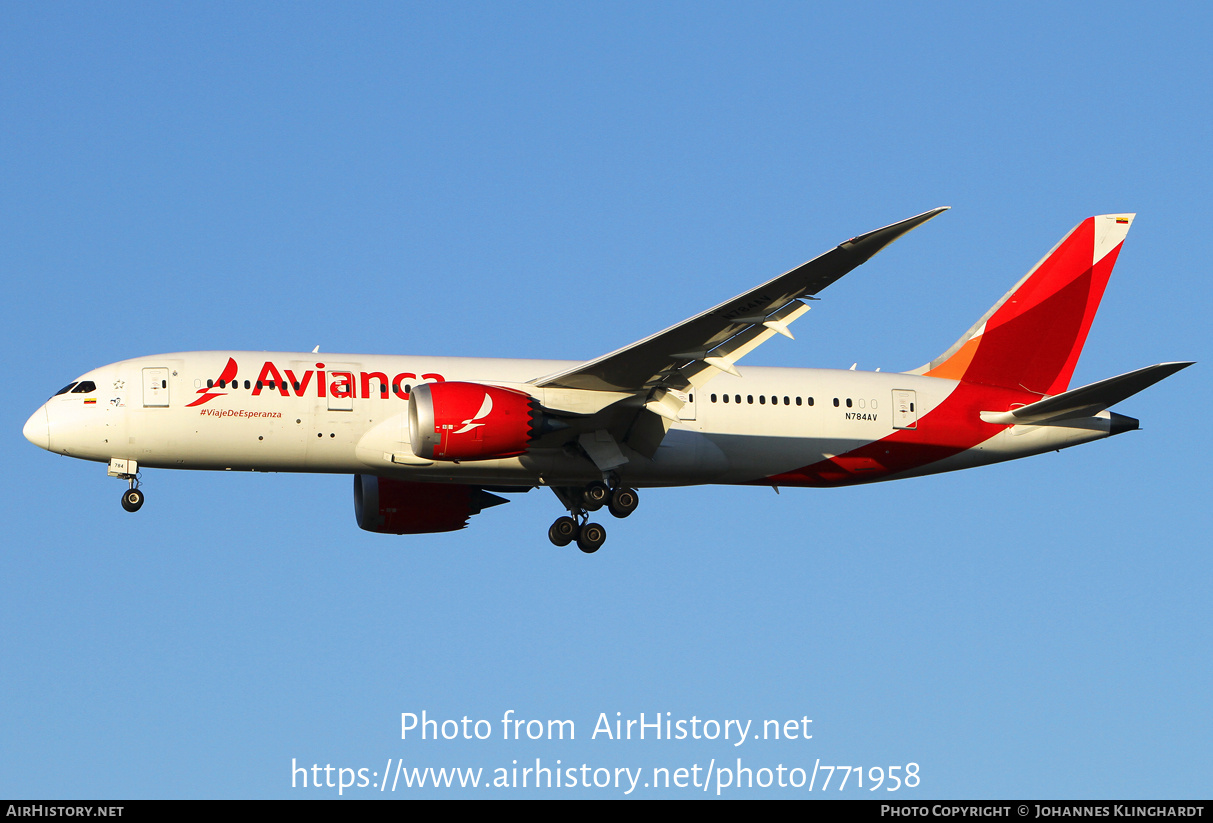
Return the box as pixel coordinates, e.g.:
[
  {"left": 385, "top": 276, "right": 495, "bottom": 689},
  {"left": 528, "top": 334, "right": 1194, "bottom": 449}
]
[
  {"left": 408, "top": 381, "right": 540, "bottom": 461},
  {"left": 353, "top": 475, "right": 507, "bottom": 534}
]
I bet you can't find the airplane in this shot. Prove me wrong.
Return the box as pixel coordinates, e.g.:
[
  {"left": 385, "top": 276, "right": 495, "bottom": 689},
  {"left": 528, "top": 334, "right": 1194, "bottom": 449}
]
[{"left": 22, "top": 209, "right": 1193, "bottom": 553}]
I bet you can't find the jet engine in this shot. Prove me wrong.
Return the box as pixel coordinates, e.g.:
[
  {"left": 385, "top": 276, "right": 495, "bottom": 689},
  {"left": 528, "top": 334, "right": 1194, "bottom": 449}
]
[
  {"left": 353, "top": 475, "right": 507, "bottom": 534},
  {"left": 408, "top": 382, "right": 541, "bottom": 461}
]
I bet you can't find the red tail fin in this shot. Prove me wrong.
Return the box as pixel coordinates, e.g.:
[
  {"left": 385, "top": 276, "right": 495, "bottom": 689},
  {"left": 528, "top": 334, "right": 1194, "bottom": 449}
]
[{"left": 915, "top": 214, "right": 1133, "bottom": 396}]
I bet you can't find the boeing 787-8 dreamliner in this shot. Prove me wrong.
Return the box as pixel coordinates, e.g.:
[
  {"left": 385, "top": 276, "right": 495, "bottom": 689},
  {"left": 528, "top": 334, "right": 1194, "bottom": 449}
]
[{"left": 23, "top": 209, "right": 1192, "bottom": 552}]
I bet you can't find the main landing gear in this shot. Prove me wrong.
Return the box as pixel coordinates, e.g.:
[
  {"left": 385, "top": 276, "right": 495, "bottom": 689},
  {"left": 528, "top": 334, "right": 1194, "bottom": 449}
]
[{"left": 547, "top": 480, "right": 639, "bottom": 554}]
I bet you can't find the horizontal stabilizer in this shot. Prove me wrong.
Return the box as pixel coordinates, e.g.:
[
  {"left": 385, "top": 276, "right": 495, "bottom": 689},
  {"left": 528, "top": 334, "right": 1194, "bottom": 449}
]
[{"left": 980, "top": 361, "right": 1194, "bottom": 425}]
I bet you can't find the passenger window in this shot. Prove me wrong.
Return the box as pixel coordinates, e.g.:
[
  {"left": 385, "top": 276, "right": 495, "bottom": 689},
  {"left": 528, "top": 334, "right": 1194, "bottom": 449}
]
[
  {"left": 722, "top": 394, "right": 729, "bottom": 403},
  {"left": 808, "top": 397, "right": 814, "bottom": 406},
  {"left": 759, "top": 395, "right": 765, "bottom": 404},
  {"left": 795, "top": 397, "right": 802, "bottom": 406},
  {"left": 747, "top": 395, "right": 754, "bottom": 404},
  {"left": 54, "top": 383, "right": 78, "bottom": 396},
  {"left": 710, "top": 394, "right": 717, "bottom": 403},
  {"left": 846, "top": 398, "right": 853, "bottom": 408},
  {"left": 833, "top": 398, "right": 839, "bottom": 407}
]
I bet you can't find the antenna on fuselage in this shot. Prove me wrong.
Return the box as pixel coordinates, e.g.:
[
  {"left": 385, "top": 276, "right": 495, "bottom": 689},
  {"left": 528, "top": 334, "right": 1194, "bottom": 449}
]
[{"left": 312, "top": 345, "right": 320, "bottom": 353}]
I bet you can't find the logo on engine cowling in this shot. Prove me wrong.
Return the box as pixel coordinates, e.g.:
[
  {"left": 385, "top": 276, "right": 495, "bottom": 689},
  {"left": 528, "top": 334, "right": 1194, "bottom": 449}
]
[
  {"left": 453, "top": 394, "right": 493, "bottom": 434},
  {"left": 415, "top": 382, "right": 540, "bottom": 461}
]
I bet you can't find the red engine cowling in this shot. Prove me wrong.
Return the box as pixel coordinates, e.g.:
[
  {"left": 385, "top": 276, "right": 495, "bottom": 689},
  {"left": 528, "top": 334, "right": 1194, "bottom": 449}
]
[
  {"left": 408, "top": 382, "right": 539, "bottom": 461},
  {"left": 353, "top": 475, "right": 507, "bottom": 534}
]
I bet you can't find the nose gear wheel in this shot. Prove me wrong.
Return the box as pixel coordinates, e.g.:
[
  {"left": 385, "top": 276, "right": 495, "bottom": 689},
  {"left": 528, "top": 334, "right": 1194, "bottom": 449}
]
[
  {"left": 117, "top": 472, "right": 145, "bottom": 513},
  {"left": 121, "top": 488, "right": 145, "bottom": 512}
]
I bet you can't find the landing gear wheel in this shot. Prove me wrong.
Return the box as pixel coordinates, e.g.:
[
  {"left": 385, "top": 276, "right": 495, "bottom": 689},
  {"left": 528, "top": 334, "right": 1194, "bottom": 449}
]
[
  {"left": 608, "top": 487, "right": 639, "bottom": 519},
  {"left": 121, "top": 488, "right": 145, "bottom": 513},
  {"left": 581, "top": 481, "right": 609, "bottom": 511},
  {"left": 577, "top": 522, "right": 606, "bottom": 554},
  {"left": 548, "top": 516, "right": 578, "bottom": 547}
]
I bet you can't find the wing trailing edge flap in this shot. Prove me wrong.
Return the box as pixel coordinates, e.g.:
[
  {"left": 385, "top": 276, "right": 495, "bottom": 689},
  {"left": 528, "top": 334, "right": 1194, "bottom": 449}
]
[
  {"left": 979, "top": 361, "right": 1194, "bottom": 425},
  {"left": 675, "top": 300, "right": 813, "bottom": 389}
]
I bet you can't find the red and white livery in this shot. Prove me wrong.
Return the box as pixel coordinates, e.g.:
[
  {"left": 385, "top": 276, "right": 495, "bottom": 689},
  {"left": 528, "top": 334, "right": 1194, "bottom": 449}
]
[{"left": 23, "top": 209, "right": 1192, "bottom": 552}]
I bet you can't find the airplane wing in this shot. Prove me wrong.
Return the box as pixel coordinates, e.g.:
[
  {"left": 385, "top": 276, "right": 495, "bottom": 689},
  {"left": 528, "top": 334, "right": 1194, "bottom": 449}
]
[{"left": 532, "top": 207, "right": 949, "bottom": 396}]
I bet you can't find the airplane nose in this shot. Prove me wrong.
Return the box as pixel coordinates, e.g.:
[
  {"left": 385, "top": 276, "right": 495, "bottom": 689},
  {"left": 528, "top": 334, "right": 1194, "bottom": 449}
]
[{"left": 23, "top": 406, "right": 49, "bottom": 451}]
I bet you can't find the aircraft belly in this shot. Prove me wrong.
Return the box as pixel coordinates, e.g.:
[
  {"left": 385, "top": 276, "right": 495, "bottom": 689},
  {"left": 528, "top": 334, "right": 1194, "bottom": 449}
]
[
  {"left": 623, "top": 428, "right": 730, "bottom": 486},
  {"left": 346, "top": 428, "right": 732, "bottom": 488},
  {"left": 707, "top": 433, "right": 871, "bottom": 483},
  {"left": 885, "top": 416, "right": 1113, "bottom": 479}
]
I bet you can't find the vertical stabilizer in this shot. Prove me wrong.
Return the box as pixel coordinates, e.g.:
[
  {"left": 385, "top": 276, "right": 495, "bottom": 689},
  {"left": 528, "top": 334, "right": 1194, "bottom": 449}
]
[{"left": 912, "top": 214, "right": 1134, "bottom": 396}]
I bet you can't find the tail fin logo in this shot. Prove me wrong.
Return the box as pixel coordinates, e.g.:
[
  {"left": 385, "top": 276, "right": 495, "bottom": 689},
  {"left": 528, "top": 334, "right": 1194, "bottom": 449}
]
[
  {"left": 918, "top": 215, "right": 1132, "bottom": 397},
  {"left": 185, "top": 357, "right": 239, "bottom": 407}
]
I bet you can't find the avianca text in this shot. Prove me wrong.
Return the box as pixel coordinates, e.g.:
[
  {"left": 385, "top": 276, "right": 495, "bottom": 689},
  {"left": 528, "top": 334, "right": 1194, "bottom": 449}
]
[{"left": 250, "top": 362, "right": 445, "bottom": 400}]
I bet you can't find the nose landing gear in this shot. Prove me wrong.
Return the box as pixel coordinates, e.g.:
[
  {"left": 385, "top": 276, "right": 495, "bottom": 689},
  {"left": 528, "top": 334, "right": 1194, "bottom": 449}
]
[
  {"left": 547, "top": 480, "right": 639, "bottom": 553},
  {"left": 121, "top": 485, "right": 145, "bottom": 512},
  {"left": 108, "top": 458, "right": 144, "bottom": 513}
]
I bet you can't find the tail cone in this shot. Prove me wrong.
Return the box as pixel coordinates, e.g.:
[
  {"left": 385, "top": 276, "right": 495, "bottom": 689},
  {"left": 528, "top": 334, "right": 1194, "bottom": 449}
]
[{"left": 1109, "top": 412, "right": 1139, "bottom": 436}]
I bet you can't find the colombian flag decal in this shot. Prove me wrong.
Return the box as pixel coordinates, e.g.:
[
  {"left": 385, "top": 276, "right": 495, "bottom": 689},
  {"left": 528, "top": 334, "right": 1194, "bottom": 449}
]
[{"left": 83, "top": 398, "right": 96, "bottom": 404}]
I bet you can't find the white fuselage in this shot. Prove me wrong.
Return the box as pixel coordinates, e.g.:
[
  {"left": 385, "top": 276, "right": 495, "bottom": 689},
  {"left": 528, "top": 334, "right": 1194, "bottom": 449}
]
[{"left": 26, "top": 350, "right": 1115, "bottom": 491}]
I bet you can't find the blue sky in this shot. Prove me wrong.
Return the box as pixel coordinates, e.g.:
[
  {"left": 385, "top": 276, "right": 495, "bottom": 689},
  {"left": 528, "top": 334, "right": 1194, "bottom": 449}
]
[{"left": 2, "top": 3, "right": 1209, "bottom": 798}]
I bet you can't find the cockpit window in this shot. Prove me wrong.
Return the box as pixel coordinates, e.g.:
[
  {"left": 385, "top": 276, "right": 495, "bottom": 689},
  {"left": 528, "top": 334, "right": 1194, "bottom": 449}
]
[
  {"left": 70, "top": 381, "right": 97, "bottom": 393},
  {"left": 54, "top": 383, "right": 78, "bottom": 396}
]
